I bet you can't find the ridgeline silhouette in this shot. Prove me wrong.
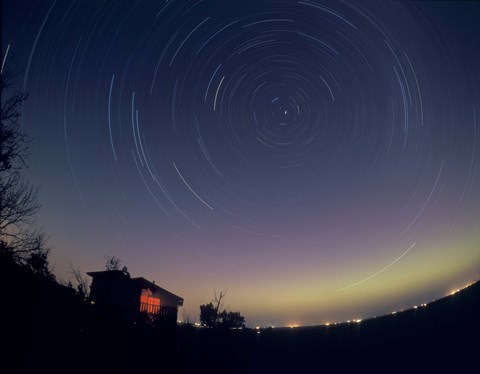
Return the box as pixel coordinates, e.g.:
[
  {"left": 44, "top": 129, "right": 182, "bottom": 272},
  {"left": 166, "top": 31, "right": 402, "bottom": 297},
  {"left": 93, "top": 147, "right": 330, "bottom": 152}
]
[{"left": 4, "top": 254, "right": 479, "bottom": 374}]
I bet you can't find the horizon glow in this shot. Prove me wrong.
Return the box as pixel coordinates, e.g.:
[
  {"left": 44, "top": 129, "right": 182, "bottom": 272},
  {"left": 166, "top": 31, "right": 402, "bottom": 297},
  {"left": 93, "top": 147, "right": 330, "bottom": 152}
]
[{"left": 2, "top": 0, "right": 480, "bottom": 327}]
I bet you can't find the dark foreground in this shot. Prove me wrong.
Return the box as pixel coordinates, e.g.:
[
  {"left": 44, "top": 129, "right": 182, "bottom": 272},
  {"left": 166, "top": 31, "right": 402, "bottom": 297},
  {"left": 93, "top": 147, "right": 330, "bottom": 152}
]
[{"left": 3, "top": 261, "right": 479, "bottom": 373}]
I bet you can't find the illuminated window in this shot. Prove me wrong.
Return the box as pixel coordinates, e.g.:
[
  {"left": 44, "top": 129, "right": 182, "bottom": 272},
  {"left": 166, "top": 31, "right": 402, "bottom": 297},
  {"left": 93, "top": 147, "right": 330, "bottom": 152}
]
[{"left": 139, "top": 289, "right": 160, "bottom": 314}]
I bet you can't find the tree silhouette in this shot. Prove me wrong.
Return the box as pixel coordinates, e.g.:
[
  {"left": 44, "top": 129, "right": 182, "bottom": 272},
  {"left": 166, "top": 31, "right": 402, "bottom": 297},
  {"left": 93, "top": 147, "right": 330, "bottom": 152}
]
[
  {"left": 105, "top": 255, "right": 122, "bottom": 271},
  {"left": 0, "top": 67, "right": 52, "bottom": 278},
  {"left": 219, "top": 311, "right": 245, "bottom": 329},
  {"left": 68, "top": 264, "right": 90, "bottom": 299},
  {"left": 199, "top": 290, "right": 245, "bottom": 328},
  {"left": 199, "top": 302, "right": 217, "bottom": 327}
]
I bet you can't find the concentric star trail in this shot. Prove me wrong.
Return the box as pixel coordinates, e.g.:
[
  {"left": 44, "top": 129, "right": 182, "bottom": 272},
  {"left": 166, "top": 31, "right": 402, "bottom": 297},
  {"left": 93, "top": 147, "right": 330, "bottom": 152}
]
[
  {"left": 336, "top": 243, "right": 416, "bottom": 292},
  {"left": 3, "top": 0, "right": 479, "bottom": 327}
]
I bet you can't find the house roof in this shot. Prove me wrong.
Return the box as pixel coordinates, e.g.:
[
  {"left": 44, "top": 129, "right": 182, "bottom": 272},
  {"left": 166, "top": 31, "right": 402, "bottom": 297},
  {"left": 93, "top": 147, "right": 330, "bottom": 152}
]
[
  {"left": 131, "top": 277, "right": 184, "bottom": 306},
  {"left": 87, "top": 270, "right": 183, "bottom": 306},
  {"left": 87, "top": 270, "right": 129, "bottom": 277}
]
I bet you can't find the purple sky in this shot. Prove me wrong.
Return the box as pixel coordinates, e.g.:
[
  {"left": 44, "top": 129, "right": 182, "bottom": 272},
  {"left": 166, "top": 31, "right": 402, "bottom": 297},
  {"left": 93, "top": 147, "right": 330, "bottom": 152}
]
[{"left": 2, "top": 0, "right": 480, "bottom": 326}]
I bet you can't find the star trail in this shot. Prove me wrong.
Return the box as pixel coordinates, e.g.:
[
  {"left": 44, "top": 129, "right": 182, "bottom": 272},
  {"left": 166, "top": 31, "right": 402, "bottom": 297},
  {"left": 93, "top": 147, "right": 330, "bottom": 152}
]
[{"left": 3, "top": 0, "right": 480, "bottom": 327}]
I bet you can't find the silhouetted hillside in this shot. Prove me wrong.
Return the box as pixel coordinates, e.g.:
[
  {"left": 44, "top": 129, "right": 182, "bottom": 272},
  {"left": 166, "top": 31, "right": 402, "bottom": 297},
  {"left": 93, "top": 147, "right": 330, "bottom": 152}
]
[
  {"left": 3, "top": 257, "right": 479, "bottom": 373},
  {"left": 250, "top": 281, "right": 480, "bottom": 372}
]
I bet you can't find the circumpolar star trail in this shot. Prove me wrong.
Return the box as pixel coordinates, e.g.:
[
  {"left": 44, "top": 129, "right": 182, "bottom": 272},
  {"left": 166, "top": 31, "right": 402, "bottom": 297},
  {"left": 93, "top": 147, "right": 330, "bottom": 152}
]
[
  {"left": 336, "top": 243, "right": 417, "bottom": 292},
  {"left": 1, "top": 43, "right": 10, "bottom": 74},
  {"left": 213, "top": 75, "right": 225, "bottom": 112},
  {"left": 4, "top": 0, "right": 480, "bottom": 327},
  {"left": 173, "top": 162, "right": 214, "bottom": 210}
]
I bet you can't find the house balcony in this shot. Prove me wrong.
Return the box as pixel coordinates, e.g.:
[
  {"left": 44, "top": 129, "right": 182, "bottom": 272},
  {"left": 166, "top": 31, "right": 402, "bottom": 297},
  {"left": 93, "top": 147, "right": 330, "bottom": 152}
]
[{"left": 139, "top": 303, "right": 178, "bottom": 320}]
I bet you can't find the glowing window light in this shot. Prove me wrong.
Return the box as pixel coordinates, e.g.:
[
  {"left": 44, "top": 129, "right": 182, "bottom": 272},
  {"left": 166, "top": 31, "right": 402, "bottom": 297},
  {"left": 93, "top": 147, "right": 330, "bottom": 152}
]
[{"left": 140, "top": 288, "right": 160, "bottom": 314}]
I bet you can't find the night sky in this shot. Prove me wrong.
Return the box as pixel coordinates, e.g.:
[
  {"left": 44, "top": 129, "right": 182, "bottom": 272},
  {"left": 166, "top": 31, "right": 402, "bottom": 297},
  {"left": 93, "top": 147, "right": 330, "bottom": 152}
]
[{"left": 3, "top": 0, "right": 480, "bottom": 327}]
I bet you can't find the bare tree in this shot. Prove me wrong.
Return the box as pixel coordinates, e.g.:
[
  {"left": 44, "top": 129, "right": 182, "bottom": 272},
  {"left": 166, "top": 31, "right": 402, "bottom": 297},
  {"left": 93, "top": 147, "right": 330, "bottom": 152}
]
[
  {"left": 212, "top": 289, "right": 227, "bottom": 325},
  {"left": 0, "top": 70, "right": 29, "bottom": 172},
  {"left": 182, "top": 310, "right": 192, "bottom": 325},
  {"left": 199, "top": 289, "right": 244, "bottom": 328},
  {"left": 68, "top": 264, "right": 90, "bottom": 299},
  {"left": 0, "top": 66, "right": 51, "bottom": 277},
  {"left": 199, "top": 289, "right": 227, "bottom": 328},
  {"left": 105, "top": 255, "right": 122, "bottom": 271}
]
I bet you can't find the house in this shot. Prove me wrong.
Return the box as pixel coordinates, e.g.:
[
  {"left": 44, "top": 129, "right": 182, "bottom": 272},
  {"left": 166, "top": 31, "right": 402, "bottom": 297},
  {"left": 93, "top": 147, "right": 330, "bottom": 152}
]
[{"left": 87, "top": 269, "right": 184, "bottom": 324}]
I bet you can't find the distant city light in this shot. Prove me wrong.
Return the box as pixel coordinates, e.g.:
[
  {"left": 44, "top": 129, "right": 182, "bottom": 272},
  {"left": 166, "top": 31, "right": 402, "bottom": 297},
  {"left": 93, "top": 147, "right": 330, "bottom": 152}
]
[{"left": 254, "top": 281, "right": 475, "bottom": 329}]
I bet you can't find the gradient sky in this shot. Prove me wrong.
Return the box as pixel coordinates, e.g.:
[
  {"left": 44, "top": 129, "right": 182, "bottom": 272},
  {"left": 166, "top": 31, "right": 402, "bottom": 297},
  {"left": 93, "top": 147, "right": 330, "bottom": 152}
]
[{"left": 3, "top": 0, "right": 480, "bottom": 327}]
